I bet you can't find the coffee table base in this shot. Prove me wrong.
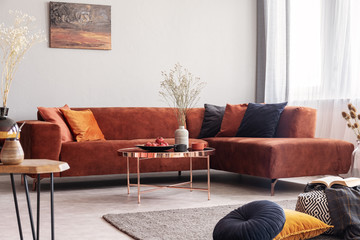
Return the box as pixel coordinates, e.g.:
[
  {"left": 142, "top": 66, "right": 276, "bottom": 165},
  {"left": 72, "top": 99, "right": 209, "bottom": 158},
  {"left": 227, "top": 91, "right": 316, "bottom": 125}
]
[{"left": 126, "top": 156, "right": 211, "bottom": 204}]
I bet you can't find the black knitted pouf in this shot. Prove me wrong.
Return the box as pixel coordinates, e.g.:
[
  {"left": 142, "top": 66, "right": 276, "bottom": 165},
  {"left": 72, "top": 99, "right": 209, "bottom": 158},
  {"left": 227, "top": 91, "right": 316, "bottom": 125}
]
[{"left": 213, "top": 200, "right": 286, "bottom": 240}]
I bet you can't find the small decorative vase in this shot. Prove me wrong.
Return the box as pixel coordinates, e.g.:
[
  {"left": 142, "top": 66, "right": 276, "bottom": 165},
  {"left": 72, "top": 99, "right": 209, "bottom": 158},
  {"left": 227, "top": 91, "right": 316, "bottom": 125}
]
[
  {"left": 350, "top": 140, "right": 360, "bottom": 177},
  {"left": 0, "top": 139, "right": 24, "bottom": 165},
  {"left": 175, "top": 126, "right": 189, "bottom": 149},
  {"left": 0, "top": 107, "right": 19, "bottom": 151}
]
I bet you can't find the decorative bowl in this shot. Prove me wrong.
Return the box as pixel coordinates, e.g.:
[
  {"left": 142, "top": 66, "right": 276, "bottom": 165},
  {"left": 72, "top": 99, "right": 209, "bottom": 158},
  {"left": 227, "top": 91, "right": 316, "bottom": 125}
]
[{"left": 136, "top": 145, "right": 174, "bottom": 152}]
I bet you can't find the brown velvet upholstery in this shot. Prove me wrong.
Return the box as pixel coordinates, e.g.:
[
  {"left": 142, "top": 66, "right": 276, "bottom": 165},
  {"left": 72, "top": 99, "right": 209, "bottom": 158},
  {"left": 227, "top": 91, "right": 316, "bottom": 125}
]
[
  {"left": 206, "top": 137, "right": 353, "bottom": 179},
  {"left": 18, "top": 120, "right": 62, "bottom": 160},
  {"left": 72, "top": 107, "right": 179, "bottom": 140},
  {"left": 18, "top": 106, "right": 353, "bottom": 192},
  {"left": 186, "top": 108, "right": 205, "bottom": 138},
  {"left": 60, "top": 138, "right": 207, "bottom": 177},
  {"left": 276, "top": 106, "right": 317, "bottom": 137}
]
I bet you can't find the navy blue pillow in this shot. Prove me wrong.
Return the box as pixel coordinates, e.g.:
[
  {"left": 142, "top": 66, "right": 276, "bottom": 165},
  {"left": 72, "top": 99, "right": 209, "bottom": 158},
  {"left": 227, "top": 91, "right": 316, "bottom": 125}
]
[
  {"left": 198, "top": 104, "right": 225, "bottom": 138},
  {"left": 236, "top": 102, "right": 287, "bottom": 138},
  {"left": 213, "top": 200, "right": 286, "bottom": 240}
]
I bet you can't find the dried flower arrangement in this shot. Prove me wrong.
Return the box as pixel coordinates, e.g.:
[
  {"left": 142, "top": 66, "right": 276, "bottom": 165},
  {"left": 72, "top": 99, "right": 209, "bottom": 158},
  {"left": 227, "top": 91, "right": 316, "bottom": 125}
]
[
  {"left": 0, "top": 10, "right": 46, "bottom": 107},
  {"left": 342, "top": 103, "right": 360, "bottom": 140},
  {"left": 159, "top": 63, "right": 205, "bottom": 126}
]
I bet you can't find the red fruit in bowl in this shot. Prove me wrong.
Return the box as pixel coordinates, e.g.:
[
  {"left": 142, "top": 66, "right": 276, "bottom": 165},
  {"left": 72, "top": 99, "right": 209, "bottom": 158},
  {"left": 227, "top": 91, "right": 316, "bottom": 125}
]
[
  {"left": 145, "top": 142, "right": 152, "bottom": 146},
  {"left": 152, "top": 143, "right": 159, "bottom": 146},
  {"left": 155, "top": 137, "right": 164, "bottom": 144}
]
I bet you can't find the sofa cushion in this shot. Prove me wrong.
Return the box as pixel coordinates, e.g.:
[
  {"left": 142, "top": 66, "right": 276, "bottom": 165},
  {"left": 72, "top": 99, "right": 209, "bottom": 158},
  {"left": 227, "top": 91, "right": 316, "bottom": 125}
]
[
  {"left": 60, "top": 138, "right": 208, "bottom": 177},
  {"left": 216, "top": 104, "right": 248, "bottom": 137},
  {"left": 206, "top": 137, "right": 353, "bottom": 179},
  {"left": 236, "top": 102, "right": 287, "bottom": 138},
  {"left": 61, "top": 109, "right": 105, "bottom": 142},
  {"left": 186, "top": 108, "right": 205, "bottom": 138},
  {"left": 37, "top": 104, "right": 73, "bottom": 142},
  {"left": 198, "top": 104, "right": 225, "bottom": 138},
  {"left": 275, "top": 106, "right": 317, "bottom": 138},
  {"left": 72, "top": 107, "right": 179, "bottom": 140}
]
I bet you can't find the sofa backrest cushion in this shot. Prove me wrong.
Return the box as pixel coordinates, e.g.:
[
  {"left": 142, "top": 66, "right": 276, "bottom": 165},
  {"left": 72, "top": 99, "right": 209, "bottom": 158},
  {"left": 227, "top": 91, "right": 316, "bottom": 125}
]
[
  {"left": 275, "top": 106, "right": 317, "bottom": 138},
  {"left": 70, "top": 107, "right": 179, "bottom": 140},
  {"left": 37, "top": 105, "right": 73, "bottom": 142},
  {"left": 186, "top": 108, "right": 205, "bottom": 138}
]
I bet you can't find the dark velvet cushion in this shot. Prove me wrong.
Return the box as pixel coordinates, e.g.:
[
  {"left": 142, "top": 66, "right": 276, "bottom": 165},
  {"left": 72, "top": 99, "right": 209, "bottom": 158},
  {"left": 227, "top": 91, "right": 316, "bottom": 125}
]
[
  {"left": 213, "top": 200, "right": 286, "bottom": 240},
  {"left": 198, "top": 104, "right": 225, "bottom": 138},
  {"left": 236, "top": 102, "right": 287, "bottom": 138}
]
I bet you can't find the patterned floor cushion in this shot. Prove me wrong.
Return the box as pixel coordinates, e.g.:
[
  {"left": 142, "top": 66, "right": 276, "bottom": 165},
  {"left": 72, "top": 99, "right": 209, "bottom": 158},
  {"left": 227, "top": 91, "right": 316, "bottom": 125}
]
[{"left": 295, "top": 190, "right": 334, "bottom": 235}]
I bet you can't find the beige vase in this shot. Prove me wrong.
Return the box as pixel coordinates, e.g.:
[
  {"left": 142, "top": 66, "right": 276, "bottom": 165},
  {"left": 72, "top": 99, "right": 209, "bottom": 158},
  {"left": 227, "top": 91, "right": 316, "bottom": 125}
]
[
  {"left": 0, "top": 139, "right": 24, "bottom": 165},
  {"left": 175, "top": 126, "right": 189, "bottom": 149}
]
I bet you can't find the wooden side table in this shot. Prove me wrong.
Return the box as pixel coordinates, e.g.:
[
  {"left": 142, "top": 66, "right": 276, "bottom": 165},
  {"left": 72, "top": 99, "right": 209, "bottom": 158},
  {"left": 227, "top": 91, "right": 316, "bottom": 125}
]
[
  {"left": 0, "top": 159, "right": 69, "bottom": 240},
  {"left": 118, "top": 147, "right": 215, "bottom": 204}
]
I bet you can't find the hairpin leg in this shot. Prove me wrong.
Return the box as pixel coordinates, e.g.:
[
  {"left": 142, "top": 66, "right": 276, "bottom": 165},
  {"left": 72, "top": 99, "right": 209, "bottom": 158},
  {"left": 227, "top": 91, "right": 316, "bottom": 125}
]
[{"left": 10, "top": 174, "right": 23, "bottom": 240}]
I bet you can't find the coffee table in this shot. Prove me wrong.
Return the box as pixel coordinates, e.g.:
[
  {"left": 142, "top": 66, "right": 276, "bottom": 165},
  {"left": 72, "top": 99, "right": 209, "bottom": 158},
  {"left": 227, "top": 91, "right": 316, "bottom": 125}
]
[{"left": 117, "top": 147, "right": 215, "bottom": 203}]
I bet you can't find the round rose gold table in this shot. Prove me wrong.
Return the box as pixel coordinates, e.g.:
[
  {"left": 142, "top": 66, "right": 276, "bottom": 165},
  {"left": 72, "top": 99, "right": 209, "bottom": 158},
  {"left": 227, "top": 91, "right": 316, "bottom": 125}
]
[{"left": 117, "top": 147, "right": 215, "bottom": 204}]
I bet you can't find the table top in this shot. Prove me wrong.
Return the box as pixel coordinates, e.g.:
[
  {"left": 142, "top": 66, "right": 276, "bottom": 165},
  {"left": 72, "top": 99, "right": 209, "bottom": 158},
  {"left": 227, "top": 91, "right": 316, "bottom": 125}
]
[
  {"left": 0, "top": 159, "right": 70, "bottom": 174},
  {"left": 118, "top": 147, "right": 215, "bottom": 158}
]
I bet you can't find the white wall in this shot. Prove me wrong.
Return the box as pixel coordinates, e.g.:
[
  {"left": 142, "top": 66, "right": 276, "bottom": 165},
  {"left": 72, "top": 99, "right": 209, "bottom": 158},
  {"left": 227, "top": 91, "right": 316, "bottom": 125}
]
[{"left": 0, "top": 0, "right": 256, "bottom": 121}]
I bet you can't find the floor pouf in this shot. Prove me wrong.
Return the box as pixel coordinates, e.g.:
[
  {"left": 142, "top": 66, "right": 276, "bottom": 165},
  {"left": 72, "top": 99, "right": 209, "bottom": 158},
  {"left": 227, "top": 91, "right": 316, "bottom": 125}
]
[{"left": 213, "top": 200, "right": 286, "bottom": 240}]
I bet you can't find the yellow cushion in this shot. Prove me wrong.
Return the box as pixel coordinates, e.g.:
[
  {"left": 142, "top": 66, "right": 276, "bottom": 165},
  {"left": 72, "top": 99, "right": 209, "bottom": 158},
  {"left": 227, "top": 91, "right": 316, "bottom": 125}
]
[
  {"left": 274, "top": 209, "right": 333, "bottom": 240},
  {"left": 61, "top": 109, "right": 105, "bottom": 142}
]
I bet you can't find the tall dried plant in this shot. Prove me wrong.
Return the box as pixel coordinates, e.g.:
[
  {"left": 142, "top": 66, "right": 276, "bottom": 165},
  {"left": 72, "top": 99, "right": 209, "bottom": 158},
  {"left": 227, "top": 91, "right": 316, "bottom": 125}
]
[
  {"left": 342, "top": 103, "right": 360, "bottom": 140},
  {"left": 159, "top": 63, "right": 205, "bottom": 126},
  {"left": 0, "top": 10, "right": 46, "bottom": 107}
]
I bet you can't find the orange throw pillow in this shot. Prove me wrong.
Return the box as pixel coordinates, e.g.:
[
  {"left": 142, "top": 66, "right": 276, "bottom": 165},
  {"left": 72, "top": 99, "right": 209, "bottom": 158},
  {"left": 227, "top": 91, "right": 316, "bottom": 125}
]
[
  {"left": 215, "top": 103, "right": 248, "bottom": 137},
  {"left": 37, "top": 104, "right": 73, "bottom": 142},
  {"left": 61, "top": 109, "right": 105, "bottom": 142}
]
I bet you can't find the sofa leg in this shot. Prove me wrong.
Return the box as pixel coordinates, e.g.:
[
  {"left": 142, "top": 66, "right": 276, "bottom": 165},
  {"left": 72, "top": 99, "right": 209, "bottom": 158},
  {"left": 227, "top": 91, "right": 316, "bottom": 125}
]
[
  {"left": 271, "top": 179, "right": 278, "bottom": 196},
  {"left": 178, "top": 171, "right": 181, "bottom": 176}
]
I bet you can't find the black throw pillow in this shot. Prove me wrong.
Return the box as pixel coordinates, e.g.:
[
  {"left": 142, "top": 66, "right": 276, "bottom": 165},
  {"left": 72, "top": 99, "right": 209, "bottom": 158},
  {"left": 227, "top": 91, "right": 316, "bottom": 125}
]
[
  {"left": 198, "top": 104, "right": 225, "bottom": 138},
  {"left": 236, "top": 102, "right": 287, "bottom": 138}
]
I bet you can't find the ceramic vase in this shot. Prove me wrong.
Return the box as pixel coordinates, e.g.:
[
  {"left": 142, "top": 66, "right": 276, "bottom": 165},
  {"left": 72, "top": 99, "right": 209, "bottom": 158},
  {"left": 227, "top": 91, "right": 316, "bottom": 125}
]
[
  {"left": 175, "top": 126, "right": 189, "bottom": 149},
  {"left": 0, "top": 139, "right": 24, "bottom": 165},
  {"left": 0, "top": 107, "right": 19, "bottom": 151},
  {"left": 350, "top": 140, "right": 360, "bottom": 177}
]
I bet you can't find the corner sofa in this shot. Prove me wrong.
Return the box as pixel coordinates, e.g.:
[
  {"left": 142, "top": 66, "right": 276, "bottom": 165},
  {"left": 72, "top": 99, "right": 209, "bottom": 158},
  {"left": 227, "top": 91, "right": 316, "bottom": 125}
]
[{"left": 18, "top": 106, "right": 353, "bottom": 195}]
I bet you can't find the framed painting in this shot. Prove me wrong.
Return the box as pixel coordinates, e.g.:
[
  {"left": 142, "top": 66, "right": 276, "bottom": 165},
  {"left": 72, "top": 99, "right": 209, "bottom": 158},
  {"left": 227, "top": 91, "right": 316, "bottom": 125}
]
[{"left": 49, "top": 2, "right": 111, "bottom": 50}]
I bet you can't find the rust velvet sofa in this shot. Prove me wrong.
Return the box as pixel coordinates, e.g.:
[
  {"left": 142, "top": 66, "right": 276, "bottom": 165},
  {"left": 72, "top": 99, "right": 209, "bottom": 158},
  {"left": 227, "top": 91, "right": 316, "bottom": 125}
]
[{"left": 18, "top": 106, "right": 353, "bottom": 195}]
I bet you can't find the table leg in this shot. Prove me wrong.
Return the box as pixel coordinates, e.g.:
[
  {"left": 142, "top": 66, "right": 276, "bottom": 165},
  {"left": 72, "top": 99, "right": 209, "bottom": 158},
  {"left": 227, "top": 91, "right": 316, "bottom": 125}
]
[
  {"left": 10, "top": 174, "right": 23, "bottom": 240},
  {"left": 207, "top": 156, "right": 211, "bottom": 200},
  {"left": 24, "top": 175, "right": 36, "bottom": 240},
  {"left": 190, "top": 157, "right": 193, "bottom": 192},
  {"left": 127, "top": 157, "right": 130, "bottom": 194},
  {"left": 137, "top": 157, "right": 140, "bottom": 204},
  {"left": 36, "top": 175, "right": 40, "bottom": 240},
  {"left": 50, "top": 173, "right": 54, "bottom": 240}
]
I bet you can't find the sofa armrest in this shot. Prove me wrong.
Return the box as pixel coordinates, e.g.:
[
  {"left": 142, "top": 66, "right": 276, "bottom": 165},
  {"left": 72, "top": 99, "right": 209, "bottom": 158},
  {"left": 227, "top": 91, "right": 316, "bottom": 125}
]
[{"left": 17, "top": 120, "right": 62, "bottom": 160}]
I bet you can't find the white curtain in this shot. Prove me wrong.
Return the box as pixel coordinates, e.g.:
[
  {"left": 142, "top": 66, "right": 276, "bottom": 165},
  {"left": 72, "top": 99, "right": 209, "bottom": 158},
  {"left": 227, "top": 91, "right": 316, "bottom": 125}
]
[
  {"left": 263, "top": 0, "right": 288, "bottom": 103},
  {"left": 262, "top": 0, "right": 360, "bottom": 145}
]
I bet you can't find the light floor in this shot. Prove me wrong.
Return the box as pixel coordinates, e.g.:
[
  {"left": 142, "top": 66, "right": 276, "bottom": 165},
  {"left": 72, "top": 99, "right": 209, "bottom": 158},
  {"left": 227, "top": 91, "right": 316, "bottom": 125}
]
[{"left": 0, "top": 170, "right": 322, "bottom": 239}]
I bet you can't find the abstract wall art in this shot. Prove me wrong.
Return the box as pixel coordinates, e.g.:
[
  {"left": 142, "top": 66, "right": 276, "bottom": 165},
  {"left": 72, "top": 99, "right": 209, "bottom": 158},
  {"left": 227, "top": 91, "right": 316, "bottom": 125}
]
[{"left": 49, "top": 2, "right": 111, "bottom": 50}]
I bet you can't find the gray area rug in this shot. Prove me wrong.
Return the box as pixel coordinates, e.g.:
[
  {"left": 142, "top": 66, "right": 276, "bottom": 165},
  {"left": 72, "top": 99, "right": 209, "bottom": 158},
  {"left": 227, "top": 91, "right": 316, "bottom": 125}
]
[{"left": 103, "top": 200, "right": 341, "bottom": 240}]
